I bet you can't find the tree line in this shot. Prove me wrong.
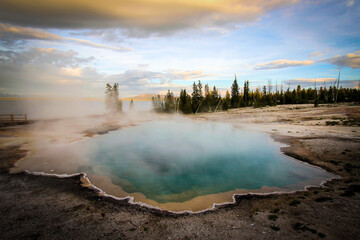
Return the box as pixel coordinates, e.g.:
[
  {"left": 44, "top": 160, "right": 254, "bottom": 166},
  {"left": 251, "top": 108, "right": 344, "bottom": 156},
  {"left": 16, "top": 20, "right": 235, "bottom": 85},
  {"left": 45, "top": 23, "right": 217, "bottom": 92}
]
[{"left": 152, "top": 77, "right": 360, "bottom": 114}]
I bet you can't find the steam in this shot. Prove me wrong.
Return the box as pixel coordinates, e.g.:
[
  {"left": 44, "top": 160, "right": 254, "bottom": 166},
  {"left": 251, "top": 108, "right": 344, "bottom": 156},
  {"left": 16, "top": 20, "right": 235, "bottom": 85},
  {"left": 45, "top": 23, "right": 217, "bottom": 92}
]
[
  {"left": 0, "top": 99, "right": 153, "bottom": 120},
  {"left": 8, "top": 106, "right": 334, "bottom": 212},
  {"left": 8, "top": 98, "right": 168, "bottom": 175}
]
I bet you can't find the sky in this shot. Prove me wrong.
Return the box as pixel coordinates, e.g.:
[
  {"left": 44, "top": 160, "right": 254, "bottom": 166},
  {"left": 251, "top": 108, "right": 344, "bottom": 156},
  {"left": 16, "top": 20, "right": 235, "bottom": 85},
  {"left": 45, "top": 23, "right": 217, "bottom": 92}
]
[{"left": 0, "top": 0, "right": 359, "bottom": 98}]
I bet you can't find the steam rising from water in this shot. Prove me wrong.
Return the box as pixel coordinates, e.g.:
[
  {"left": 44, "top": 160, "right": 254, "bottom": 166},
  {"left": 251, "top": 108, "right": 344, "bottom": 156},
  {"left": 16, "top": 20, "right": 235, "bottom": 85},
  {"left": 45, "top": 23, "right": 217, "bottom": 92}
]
[
  {"left": 0, "top": 99, "right": 152, "bottom": 120},
  {"left": 82, "top": 120, "right": 332, "bottom": 204},
  {"left": 8, "top": 100, "right": 333, "bottom": 211}
]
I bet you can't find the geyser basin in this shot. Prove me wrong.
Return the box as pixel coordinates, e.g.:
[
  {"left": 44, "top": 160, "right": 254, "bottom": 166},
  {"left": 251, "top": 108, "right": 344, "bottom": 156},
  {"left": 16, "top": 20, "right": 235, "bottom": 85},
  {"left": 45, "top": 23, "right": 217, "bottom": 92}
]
[
  {"left": 79, "top": 119, "right": 333, "bottom": 212},
  {"left": 12, "top": 119, "right": 335, "bottom": 212}
]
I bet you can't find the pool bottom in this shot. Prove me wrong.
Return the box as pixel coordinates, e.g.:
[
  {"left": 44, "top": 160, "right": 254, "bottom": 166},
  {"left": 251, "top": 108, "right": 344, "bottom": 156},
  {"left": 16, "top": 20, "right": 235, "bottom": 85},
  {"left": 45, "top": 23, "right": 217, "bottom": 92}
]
[
  {"left": 10, "top": 143, "right": 337, "bottom": 212},
  {"left": 79, "top": 171, "right": 336, "bottom": 213},
  {"left": 12, "top": 148, "right": 337, "bottom": 212}
]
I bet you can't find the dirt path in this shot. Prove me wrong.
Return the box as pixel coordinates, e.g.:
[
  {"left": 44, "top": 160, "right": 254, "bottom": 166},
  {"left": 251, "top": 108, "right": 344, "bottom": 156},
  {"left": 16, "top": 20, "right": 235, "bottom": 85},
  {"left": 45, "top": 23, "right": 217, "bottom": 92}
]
[{"left": 1, "top": 104, "right": 359, "bottom": 239}]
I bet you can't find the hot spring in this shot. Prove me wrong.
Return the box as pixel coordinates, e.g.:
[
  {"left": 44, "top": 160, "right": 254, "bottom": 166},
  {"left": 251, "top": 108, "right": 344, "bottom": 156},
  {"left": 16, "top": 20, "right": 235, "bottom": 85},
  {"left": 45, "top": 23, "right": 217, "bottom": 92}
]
[{"left": 14, "top": 119, "right": 334, "bottom": 212}]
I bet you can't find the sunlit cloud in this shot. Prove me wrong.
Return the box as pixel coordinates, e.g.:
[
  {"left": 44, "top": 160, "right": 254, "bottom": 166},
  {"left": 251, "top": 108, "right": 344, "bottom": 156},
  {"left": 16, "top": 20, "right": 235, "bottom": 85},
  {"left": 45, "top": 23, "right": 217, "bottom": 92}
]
[
  {"left": 0, "top": 0, "right": 359, "bottom": 98},
  {"left": 0, "top": 0, "right": 299, "bottom": 35},
  {"left": 253, "top": 59, "right": 314, "bottom": 70},
  {"left": 0, "top": 48, "right": 214, "bottom": 97},
  {"left": 0, "top": 47, "right": 97, "bottom": 96},
  {"left": 323, "top": 51, "right": 360, "bottom": 69},
  {"left": 0, "top": 23, "right": 132, "bottom": 51},
  {"left": 0, "top": 23, "right": 61, "bottom": 40},
  {"left": 310, "top": 50, "right": 328, "bottom": 58},
  {"left": 167, "top": 70, "right": 216, "bottom": 80},
  {"left": 61, "top": 67, "right": 82, "bottom": 77}
]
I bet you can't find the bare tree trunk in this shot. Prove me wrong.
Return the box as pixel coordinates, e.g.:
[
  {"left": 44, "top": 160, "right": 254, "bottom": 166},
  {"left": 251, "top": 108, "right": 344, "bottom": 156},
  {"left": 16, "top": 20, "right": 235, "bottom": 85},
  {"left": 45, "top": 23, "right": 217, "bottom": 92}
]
[{"left": 335, "top": 69, "right": 341, "bottom": 104}]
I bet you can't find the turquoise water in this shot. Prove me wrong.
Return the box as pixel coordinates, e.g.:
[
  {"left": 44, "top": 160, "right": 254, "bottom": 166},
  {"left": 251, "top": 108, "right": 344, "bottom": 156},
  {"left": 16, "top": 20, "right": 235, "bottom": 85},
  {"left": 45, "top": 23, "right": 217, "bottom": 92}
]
[{"left": 82, "top": 120, "right": 332, "bottom": 203}]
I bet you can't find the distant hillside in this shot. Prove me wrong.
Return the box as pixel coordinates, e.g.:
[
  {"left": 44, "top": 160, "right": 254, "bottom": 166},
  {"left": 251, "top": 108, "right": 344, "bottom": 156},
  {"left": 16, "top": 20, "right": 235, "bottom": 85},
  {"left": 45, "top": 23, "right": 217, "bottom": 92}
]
[{"left": 122, "top": 94, "right": 164, "bottom": 101}]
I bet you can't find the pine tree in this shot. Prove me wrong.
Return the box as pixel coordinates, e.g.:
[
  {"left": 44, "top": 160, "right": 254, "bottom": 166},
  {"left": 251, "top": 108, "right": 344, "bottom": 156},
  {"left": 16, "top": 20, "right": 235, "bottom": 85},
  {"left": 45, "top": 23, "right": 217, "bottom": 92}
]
[
  {"left": 152, "top": 95, "right": 164, "bottom": 112},
  {"left": 191, "top": 80, "right": 204, "bottom": 113},
  {"left": 164, "top": 90, "right": 175, "bottom": 113},
  {"left": 179, "top": 89, "right": 189, "bottom": 113},
  {"left": 184, "top": 95, "right": 192, "bottom": 113},
  {"left": 105, "top": 83, "right": 113, "bottom": 111},
  {"left": 105, "top": 83, "right": 122, "bottom": 113},
  {"left": 211, "top": 86, "right": 221, "bottom": 111},
  {"left": 243, "top": 80, "right": 250, "bottom": 106},
  {"left": 231, "top": 76, "right": 240, "bottom": 108},
  {"left": 222, "top": 90, "right": 231, "bottom": 110},
  {"left": 179, "top": 89, "right": 193, "bottom": 114},
  {"left": 204, "top": 84, "right": 210, "bottom": 96},
  {"left": 203, "top": 84, "right": 211, "bottom": 112}
]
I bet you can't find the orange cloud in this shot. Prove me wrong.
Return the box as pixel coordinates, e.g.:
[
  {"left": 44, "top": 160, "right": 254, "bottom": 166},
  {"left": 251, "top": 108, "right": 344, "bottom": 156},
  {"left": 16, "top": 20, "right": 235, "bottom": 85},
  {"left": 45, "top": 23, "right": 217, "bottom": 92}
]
[
  {"left": 0, "top": 0, "right": 299, "bottom": 33},
  {"left": 0, "top": 23, "right": 61, "bottom": 40},
  {"left": 310, "top": 49, "right": 328, "bottom": 57},
  {"left": 0, "top": 23, "right": 132, "bottom": 51}
]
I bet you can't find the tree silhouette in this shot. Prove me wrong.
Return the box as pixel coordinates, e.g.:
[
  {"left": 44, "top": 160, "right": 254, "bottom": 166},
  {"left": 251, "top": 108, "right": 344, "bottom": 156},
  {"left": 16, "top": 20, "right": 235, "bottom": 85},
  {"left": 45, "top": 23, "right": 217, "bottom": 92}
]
[
  {"left": 231, "top": 75, "right": 240, "bottom": 108},
  {"left": 105, "top": 83, "right": 122, "bottom": 113},
  {"left": 129, "top": 99, "right": 134, "bottom": 110}
]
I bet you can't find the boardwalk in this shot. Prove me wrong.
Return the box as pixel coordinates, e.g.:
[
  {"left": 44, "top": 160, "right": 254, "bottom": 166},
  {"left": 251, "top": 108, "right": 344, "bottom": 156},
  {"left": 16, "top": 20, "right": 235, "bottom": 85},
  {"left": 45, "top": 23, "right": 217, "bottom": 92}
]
[{"left": 0, "top": 114, "right": 28, "bottom": 126}]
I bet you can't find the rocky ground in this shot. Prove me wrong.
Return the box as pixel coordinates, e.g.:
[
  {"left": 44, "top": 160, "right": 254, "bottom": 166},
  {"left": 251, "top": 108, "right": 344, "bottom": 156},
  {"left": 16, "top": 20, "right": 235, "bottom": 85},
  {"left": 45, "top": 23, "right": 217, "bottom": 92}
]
[{"left": 0, "top": 104, "right": 359, "bottom": 239}]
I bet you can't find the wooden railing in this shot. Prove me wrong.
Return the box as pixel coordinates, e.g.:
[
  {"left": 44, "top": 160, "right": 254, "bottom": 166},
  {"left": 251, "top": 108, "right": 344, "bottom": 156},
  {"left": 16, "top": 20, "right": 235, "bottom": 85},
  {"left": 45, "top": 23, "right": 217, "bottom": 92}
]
[{"left": 0, "top": 114, "right": 28, "bottom": 124}]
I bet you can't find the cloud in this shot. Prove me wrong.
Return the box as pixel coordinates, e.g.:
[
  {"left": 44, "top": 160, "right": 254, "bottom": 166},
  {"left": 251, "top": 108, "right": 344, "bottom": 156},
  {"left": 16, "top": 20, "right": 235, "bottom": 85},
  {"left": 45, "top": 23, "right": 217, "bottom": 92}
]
[
  {"left": 0, "top": 0, "right": 299, "bottom": 35},
  {"left": 0, "top": 48, "right": 94, "bottom": 67},
  {"left": 167, "top": 70, "right": 216, "bottom": 80},
  {"left": 292, "top": 78, "right": 336, "bottom": 82},
  {"left": 104, "top": 69, "right": 161, "bottom": 87},
  {"left": 0, "top": 23, "right": 132, "bottom": 51},
  {"left": 0, "top": 23, "right": 61, "bottom": 41},
  {"left": 0, "top": 48, "right": 211, "bottom": 97},
  {"left": 324, "top": 51, "right": 360, "bottom": 69},
  {"left": 70, "top": 29, "right": 125, "bottom": 43},
  {"left": 283, "top": 78, "right": 359, "bottom": 88},
  {"left": 282, "top": 78, "right": 337, "bottom": 86},
  {"left": 347, "top": 0, "right": 355, "bottom": 7},
  {"left": 0, "top": 48, "right": 97, "bottom": 96},
  {"left": 310, "top": 49, "right": 328, "bottom": 57},
  {"left": 104, "top": 69, "right": 215, "bottom": 87},
  {"left": 253, "top": 59, "right": 314, "bottom": 70},
  {"left": 310, "top": 52, "right": 322, "bottom": 57},
  {"left": 65, "top": 37, "right": 132, "bottom": 51}
]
